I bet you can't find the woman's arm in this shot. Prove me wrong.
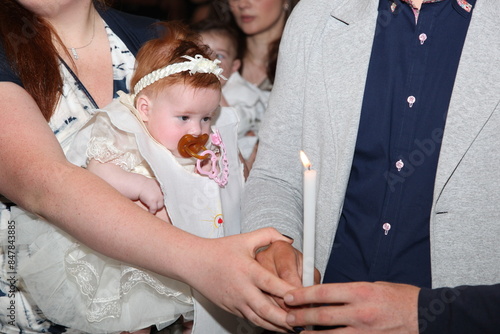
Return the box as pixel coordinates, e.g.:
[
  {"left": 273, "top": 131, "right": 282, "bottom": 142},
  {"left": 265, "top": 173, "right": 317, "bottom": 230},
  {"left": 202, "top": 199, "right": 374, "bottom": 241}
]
[
  {"left": 0, "top": 83, "right": 190, "bottom": 278},
  {"left": 0, "top": 82, "right": 295, "bottom": 332}
]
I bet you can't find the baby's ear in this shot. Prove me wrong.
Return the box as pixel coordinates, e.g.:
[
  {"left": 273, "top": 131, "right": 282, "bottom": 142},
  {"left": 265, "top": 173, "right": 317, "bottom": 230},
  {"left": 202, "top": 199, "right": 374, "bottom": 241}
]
[
  {"left": 231, "top": 59, "right": 242, "bottom": 74},
  {"left": 136, "top": 95, "right": 151, "bottom": 122}
]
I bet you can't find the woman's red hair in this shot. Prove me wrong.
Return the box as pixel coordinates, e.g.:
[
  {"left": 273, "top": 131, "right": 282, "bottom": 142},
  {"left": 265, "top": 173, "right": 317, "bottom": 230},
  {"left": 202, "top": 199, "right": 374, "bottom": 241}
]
[{"left": 0, "top": 0, "right": 108, "bottom": 121}]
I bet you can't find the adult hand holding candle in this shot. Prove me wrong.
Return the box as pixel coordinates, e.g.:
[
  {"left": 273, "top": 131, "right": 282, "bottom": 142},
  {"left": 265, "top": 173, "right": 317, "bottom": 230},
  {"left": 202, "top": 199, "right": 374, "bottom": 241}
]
[{"left": 300, "top": 150, "right": 317, "bottom": 288}]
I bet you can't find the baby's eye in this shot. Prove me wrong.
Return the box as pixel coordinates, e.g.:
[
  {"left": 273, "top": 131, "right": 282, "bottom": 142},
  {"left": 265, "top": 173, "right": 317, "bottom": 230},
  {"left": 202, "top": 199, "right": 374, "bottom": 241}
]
[
  {"left": 202, "top": 116, "right": 212, "bottom": 122},
  {"left": 179, "top": 116, "right": 189, "bottom": 121},
  {"left": 215, "top": 53, "right": 226, "bottom": 61}
]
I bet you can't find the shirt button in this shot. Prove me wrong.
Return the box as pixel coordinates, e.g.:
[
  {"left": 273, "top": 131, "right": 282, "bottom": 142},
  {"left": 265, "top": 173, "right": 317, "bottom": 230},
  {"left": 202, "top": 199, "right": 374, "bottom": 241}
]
[
  {"left": 383, "top": 222, "right": 391, "bottom": 235},
  {"left": 407, "top": 95, "right": 416, "bottom": 108},
  {"left": 419, "top": 33, "right": 427, "bottom": 45},
  {"left": 396, "top": 159, "right": 404, "bottom": 171}
]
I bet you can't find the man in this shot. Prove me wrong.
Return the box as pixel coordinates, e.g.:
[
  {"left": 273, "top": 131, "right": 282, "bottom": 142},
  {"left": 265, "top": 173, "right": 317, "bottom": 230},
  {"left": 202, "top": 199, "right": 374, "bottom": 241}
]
[{"left": 242, "top": 0, "right": 500, "bottom": 332}]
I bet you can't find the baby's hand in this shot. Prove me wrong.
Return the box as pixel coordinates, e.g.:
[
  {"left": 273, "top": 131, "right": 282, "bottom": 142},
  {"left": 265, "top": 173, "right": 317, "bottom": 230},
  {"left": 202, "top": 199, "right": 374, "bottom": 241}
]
[{"left": 138, "top": 178, "right": 164, "bottom": 214}]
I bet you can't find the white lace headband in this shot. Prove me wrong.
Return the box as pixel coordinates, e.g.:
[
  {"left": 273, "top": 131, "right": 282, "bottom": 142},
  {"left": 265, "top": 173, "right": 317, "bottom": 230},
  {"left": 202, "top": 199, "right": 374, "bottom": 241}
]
[{"left": 133, "top": 54, "right": 225, "bottom": 97}]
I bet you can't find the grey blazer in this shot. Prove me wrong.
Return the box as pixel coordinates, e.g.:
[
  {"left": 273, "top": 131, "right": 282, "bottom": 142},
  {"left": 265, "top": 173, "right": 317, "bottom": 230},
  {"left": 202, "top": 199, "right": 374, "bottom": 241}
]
[{"left": 242, "top": 0, "right": 500, "bottom": 288}]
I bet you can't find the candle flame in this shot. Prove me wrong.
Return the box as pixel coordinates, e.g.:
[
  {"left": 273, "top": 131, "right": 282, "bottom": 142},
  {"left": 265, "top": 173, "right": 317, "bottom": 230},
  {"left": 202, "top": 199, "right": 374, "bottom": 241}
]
[{"left": 300, "top": 150, "right": 311, "bottom": 169}]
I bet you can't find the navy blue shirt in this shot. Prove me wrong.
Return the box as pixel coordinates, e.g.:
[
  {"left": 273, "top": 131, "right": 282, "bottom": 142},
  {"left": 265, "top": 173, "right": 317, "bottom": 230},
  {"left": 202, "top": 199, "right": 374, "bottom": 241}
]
[{"left": 324, "top": 0, "right": 475, "bottom": 288}]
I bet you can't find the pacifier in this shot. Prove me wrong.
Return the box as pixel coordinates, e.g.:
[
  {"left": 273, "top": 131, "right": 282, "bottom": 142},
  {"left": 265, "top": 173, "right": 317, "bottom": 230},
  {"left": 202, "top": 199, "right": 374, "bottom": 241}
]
[
  {"left": 177, "top": 133, "right": 210, "bottom": 159},
  {"left": 176, "top": 132, "right": 229, "bottom": 187}
]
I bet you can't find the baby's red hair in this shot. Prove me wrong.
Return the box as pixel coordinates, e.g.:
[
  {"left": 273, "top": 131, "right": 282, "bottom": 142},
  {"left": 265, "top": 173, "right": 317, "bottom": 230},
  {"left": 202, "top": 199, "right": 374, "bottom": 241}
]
[{"left": 131, "top": 21, "right": 221, "bottom": 100}]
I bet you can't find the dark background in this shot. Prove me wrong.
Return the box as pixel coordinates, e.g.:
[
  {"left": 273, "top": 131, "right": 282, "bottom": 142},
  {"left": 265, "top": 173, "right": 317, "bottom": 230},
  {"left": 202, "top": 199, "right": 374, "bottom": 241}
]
[{"left": 111, "top": 0, "right": 214, "bottom": 23}]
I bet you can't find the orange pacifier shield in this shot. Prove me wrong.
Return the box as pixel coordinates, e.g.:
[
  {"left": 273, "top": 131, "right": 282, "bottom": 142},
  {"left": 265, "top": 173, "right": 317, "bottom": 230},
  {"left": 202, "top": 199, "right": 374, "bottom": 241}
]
[{"left": 177, "top": 134, "right": 210, "bottom": 159}]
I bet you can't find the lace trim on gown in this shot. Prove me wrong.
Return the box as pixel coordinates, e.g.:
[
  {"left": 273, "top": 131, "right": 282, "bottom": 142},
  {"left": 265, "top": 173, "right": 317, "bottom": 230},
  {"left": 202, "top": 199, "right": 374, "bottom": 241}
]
[
  {"left": 65, "top": 243, "right": 191, "bottom": 323},
  {"left": 87, "top": 136, "right": 142, "bottom": 171}
]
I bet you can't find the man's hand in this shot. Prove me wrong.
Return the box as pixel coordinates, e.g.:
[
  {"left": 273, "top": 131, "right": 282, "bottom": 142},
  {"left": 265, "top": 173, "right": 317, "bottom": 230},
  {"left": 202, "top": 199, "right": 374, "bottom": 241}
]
[
  {"left": 284, "top": 281, "right": 420, "bottom": 333},
  {"left": 255, "top": 240, "right": 320, "bottom": 310}
]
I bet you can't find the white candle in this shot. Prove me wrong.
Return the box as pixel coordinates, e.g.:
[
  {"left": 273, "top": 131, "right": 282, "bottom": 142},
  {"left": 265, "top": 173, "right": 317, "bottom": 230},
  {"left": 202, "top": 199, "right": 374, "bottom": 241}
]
[{"left": 300, "top": 150, "right": 317, "bottom": 287}]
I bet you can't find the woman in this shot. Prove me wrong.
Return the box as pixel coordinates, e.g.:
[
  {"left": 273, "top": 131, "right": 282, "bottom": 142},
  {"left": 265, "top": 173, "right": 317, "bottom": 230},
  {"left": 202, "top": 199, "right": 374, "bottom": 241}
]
[
  {"left": 213, "top": 0, "right": 298, "bottom": 88},
  {"left": 0, "top": 1, "right": 294, "bottom": 333},
  {"left": 208, "top": 0, "right": 299, "bottom": 168}
]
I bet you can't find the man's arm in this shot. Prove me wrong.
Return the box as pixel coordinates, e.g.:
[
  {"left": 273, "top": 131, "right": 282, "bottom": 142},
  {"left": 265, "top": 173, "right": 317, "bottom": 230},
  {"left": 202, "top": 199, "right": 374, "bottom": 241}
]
[{"left": 419, "top": 284, "right": 500, "bottom": 333}]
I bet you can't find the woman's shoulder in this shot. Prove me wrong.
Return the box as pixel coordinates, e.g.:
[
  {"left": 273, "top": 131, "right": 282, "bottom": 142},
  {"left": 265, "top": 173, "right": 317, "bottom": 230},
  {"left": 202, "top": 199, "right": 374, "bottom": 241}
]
[
  {"left": 98, "top": 7, "right": 160, "bottom": 55},
  {"left": 100, "top": 6, "right": 158, "bottom": 30},
  {"left": 0, "top": 43, "right": 22, "bottom": 86}
]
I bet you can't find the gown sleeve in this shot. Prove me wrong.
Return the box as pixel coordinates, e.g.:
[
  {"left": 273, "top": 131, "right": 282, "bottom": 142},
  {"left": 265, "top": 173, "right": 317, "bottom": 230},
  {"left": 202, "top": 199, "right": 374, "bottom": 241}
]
[{"left": 86, "top": 112, "right": 142, "bottom": 172}]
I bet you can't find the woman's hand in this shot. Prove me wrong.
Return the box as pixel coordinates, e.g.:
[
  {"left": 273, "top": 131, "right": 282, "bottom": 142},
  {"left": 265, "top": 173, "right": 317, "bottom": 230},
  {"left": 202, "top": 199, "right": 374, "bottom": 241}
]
[{"left": 182, "top": 228, "right": 297, "bottom": 332}]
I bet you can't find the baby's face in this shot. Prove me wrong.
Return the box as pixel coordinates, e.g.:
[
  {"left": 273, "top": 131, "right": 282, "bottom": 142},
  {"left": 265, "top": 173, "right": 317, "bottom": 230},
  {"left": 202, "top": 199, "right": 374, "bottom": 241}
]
[
  {"left": 201, "top": 31, "right": 241, "bottom": 85},
  {"left": 138, "top": 84, "right": 221, "bottom": 157}
]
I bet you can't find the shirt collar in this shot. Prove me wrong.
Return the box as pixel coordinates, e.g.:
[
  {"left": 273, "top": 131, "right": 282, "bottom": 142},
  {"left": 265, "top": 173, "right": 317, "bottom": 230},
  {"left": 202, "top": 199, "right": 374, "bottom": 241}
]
[
  {"left": 389, "top": 0, "right": 474, "bottom": 17},
  {"left": 401, "top": 0, "right": 443, "bottom": 9}
]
